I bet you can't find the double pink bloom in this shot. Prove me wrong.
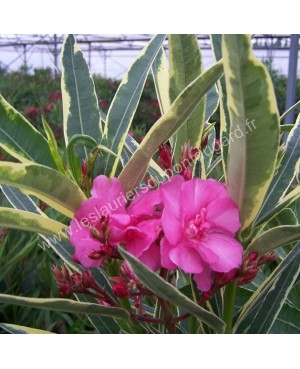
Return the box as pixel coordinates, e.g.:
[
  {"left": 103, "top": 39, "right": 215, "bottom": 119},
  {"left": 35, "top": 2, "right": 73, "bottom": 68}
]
[{"left": 70, "top": 175, "right": 243, "bottom": 291}]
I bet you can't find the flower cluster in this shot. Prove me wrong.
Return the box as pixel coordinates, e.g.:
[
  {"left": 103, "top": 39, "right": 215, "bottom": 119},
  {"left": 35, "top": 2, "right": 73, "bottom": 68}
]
[{"left": 69, "top": 174, "right": 243, "bottom": 291}]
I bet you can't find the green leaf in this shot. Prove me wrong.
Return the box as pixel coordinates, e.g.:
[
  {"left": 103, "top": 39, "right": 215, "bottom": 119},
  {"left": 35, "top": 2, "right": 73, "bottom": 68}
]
[
  {"left": 1, "top": 185, "right": 42, "bottom": 213},
  {"left": 280, "top": 124, "right": 294, "bottom": 133},
  {"left": 119, "top": 248, "right": 225, "bottom": 333},
  {"left": 0, "top": 323, "right": 54, "bottom": 334},
  {"left": 255, "top": 113, "right": 300, "bottom": 226},
  {"left": 119, "top": 61, "right": 224, "bottom": 193},
  {"left": 0, "top": 95, "right": 56, "bottom": 168},
  {"left": 123, "top": 134, "right": 167, "bottom": 182},
  {"left": 233, "top": 241, "right": 300, "bottom": 333},
  {"left": 0, "top": 294, "right": 130, "bottom": 320},
  {"left": 246, "top": 225, "right": 300, "bottom": 255},
  {"left": 0, "top": 162, "right": 86, "bottom": 218},
  {"left": 223, "top": 34, "right": 280, "bottom": 230},
  {"left": 42, "top": 117, "right": 66, "bottom": 174},
  {"left": 0, "top": 207, "right": 67, "bottom": 238},
  {"left": 235, "top": 288, "right": 300, "bottom": 333},
  {"left": 211, "top": 34, "right": 230, "bottom": 178},
  {"left": 260, "top": 186, "right": 300, "bottom": 225},
  {"left": 267, "top": 208, "right": 298, "bottom": 227},
  {"left": 76, "top": 294, "right": 120, "bottom": 334},
  {"left": 151, "top": 47, "right": 170, "bottom": 115},
  {"left": 102, "top": 34, "right": 167, "bottom": 177},
  {"left": 205, "top": 85, "right": 219, "bottom": 122},
  {"left": 203, "top": 126, "right": 216, "bottom": 170},
  {"left": 269, "top": 303, "right": 300, "bottom": 334},
  {"left": 61, "top": 34, "right": 102, "bottom": 156},
  {"left": 280, "top": 100, "right": 300, "bottom": 122},
  {"left": 169, "top": 34, "right": 205, "bottom": 162}
]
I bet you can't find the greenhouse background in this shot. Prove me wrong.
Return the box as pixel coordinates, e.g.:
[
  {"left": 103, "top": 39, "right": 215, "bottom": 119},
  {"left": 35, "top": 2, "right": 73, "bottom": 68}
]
[{"left": 1, "top": 34, "right": 299, "bottom": 123}]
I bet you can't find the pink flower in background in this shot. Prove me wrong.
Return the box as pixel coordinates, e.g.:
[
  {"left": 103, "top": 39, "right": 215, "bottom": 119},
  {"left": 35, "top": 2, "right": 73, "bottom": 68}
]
[
  {"left": 128, "top": 131, "right": 134, "bottom": 137},
  {"left": 49, "top": 92, "right": 62, "bottom": 101},
  {"left": 43, "top": 103, "right": 53, "bottom": 112},
  {"left": 26, "top": 107, "right": 39, "bottom": 118},
  {"left": 122, "top": 189, "right": 163, "bottom": 271},
  {"left": 100, "top": 99, "right": 108, "bottom": 110},
  {"left": 160, "top": 175, "right": 243, "bottom": 291},
  {"left": 69, "top": 175, "right": 130, "bottom": 268}
]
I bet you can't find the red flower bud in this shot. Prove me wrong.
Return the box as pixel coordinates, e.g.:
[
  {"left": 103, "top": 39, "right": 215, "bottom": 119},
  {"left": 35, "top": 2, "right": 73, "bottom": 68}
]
[
  {"left": 159, "top": 143, "right": 172, "bottom": 170},
  {"left": 258, "top": 252, "right": 277, "bottom": 266},
  {"left": 112, "top": 282, "right": 130, "bottom": 298}
]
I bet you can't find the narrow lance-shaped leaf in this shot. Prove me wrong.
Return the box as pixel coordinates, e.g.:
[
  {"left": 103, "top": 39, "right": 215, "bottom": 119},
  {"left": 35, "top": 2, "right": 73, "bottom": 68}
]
[
  {"left": 61, "top": 34, "right": 102, "bottom": 158},
  {"left": 246, "top": 225, "right": 300, "bottom": 255},
  {"left": 0, "top": 95, "right": 56, "bottom": 168},
  {"left": 119, "top": 248, "right": 225, "bottom": 333},
  {"left": 205, "top": 85, "right": 219, "bottom": 122},
  {"left": 203, "top": 126, "right": 216, "bottom": 170},
  {"left": 169, "top": 34, "right": 205, "bottom": 162},
  {"left": 0, "top": 323, "right": 54, "bottom": 334},
  {"left": 119, "top": 61, "right": 224, "bottom": 193},
  {"left": 0, "top": 207, "right": 68, "bottom": 239},
  {"left": 123, "top": 134, "right": 167, "bottom": 182},
  {"left": 42, "top": 117, "right": 67, "bottom": 174},
  {"left": 223, "top": 34, "right": 280, "bottom": 230},
  {"left": 255, "top": 113, "right": 300, "bottom": 226},
  {"left": 234, "top": 287, "right": 300, "bottom": 334},
  {"left": 259, "top": 186, "right": 300, "bottom": 225},
  {"left": 211, "top": 34, "right": 230, "bottom": 179},
  {"left": 151, "top": 47, "right": 170, "bottom": 115},
  {"left": 102, "top": 34, "right": 167, "bottom": 177},
  {"left": 233, "top": 241, "right": 300, "bottom": 333},
  {"left": 0, "top": 294, "right": 130, "bottom": 320},
  {"left": 0, "top": 162, "right": 86, "bottom": 218},
  {"left": 100, "top": 109, "right": 167, "bottom": 182}
]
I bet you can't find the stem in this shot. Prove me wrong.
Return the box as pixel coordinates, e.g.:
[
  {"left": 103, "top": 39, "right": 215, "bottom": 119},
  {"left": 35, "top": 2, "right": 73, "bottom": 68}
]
[
  {"left": 223, "top": 281, "right": 237, "bottom": 334},
  {"left": 189, "top": 276, "right": 200, "bottom": 334},
  {"left": 130, "top": 313, "right": 164, "bottom": 324},
  {"left": 160, "top": 298, "right": 176, "bottom": 334}
]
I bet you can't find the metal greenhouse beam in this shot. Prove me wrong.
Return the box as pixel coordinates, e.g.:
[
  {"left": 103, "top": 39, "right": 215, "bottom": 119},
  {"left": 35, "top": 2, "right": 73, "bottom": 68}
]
[{"left": 285, "top": 34, "right": 299, "bottom": 124}]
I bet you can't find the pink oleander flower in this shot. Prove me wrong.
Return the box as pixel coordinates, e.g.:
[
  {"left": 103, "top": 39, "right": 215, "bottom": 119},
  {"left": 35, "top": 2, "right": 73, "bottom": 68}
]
[
  {"left": 49, "top": 91, "right": 62, "bottom": 101},
  {"left": 43, "top": 103, "right": 53, "bottom": 112},
  {"left": 69, "top": 175, "right": 130, "bottom": 268},
  {"left": 26, "top": 107, "right": 39, "bottom": 118},
  {"left": 122, "top": 188, "right": 163, "bottom": 271},
  {"left": 160, "top": 175, "right": 243, "bottom": 291}
]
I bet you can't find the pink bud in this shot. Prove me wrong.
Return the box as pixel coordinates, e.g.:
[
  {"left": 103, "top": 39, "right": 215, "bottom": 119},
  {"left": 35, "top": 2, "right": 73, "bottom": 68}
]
[
  {"left": 159, "top": 143, "right": 172, "bottom": 170},
  {"left": 112, "top": 283, "right": 130, "bottom": 298},
  {"left": 258, "top": 252, "right": 277, "bottom": 266}
]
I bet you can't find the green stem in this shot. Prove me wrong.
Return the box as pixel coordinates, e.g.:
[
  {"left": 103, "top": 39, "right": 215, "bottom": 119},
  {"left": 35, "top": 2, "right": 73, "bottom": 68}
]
[
  {"left": 223, "top": 281, "right": 237, "bottom": 334},
  {"left": 189, "top": 276, "right": 200, "bottom": 334}
]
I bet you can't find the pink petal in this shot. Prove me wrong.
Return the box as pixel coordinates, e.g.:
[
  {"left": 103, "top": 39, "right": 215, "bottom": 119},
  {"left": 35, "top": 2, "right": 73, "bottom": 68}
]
[
  {"left": 201, "top": 232, "right": 243, "bottom": 273},
  {"left": 128, "top": 189, "right": 161, "bottom": 219},
  {"left": 91, "top": 175, "right": 126, "bottom": 209},
  {"left": 69, "top": 219, "right": 103, "bottom": 268},
  {"left": 138, "top": 243, "right": 161, "bottom": 271},
  {"left": 124, "top": 219, "right": 160, "bottom": 257},
  {"left": 160, "top": 175, "right": 184, "bottom": 218},
  {"left": 161, "top": 205, "right": 182, "bottom": 245},
  {"left": 180, "top": 178, "right": 227, "bottom": 221},
  {"left": 194, "top": 264, "right": 212, "bottom": 291},
  {"left": 169, "top": 241, "right": 204, "bottom": 273},
  {"left": 206, "top": 196, "right": 240, "bottom": 235},
  {"left": 160, "top": 238, "right": 177, "bottom": 270}
]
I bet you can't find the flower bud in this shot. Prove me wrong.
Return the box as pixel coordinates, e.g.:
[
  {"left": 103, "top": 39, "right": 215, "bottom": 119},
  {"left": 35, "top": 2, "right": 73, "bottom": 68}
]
[
  {"left": 112, "top": 282, "right": 130, "bottom": 298},
  {"left": 159, "top": 143, "right": 172, "bottom": 170}
]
